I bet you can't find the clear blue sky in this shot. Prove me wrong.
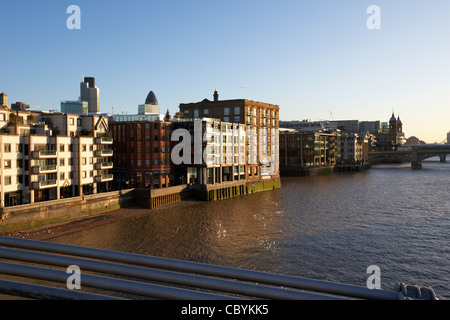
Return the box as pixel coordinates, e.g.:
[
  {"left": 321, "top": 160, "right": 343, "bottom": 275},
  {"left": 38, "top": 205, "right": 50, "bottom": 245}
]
[{"left": 1, "top": 0, "right": 450, "bottom": 143}]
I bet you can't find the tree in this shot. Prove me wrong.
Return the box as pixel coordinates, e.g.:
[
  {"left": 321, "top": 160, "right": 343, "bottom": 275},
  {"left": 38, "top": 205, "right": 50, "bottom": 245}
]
[
  {"left": 174, "top": 112, "right": 184, "bottom": 119},
  {"left": 406, "top": 136, "right": 426, "bottom": 145},
  {"left": 164, "top": 109, "right": 171, "bottom": 122}
]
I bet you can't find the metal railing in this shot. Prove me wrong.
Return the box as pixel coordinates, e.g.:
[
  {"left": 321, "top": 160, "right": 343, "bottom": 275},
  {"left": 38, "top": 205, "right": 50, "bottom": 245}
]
[{"left": 0, "top": 236, "right": 439, "bottom": 300}]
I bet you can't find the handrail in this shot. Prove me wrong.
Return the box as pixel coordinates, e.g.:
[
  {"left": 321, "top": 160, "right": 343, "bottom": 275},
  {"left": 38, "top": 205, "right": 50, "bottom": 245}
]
[{"left": 0, "top": 236, "right": 438, "bottom": 300}]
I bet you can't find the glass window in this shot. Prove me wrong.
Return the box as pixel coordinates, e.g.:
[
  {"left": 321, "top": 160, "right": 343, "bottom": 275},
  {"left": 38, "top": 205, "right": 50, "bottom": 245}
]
[{"left": 224, "top": 108, "right": 230, "bottom": 116}]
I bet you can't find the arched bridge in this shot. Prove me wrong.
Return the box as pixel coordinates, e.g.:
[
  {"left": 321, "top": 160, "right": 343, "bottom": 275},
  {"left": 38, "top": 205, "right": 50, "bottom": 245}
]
[{"left": 369, "top": 144, "right": 450, "bottom": 169}]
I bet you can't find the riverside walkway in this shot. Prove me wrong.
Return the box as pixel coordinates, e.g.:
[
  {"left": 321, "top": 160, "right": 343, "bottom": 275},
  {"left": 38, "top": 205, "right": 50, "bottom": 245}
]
[{"left": 0, "top": 236, "right": 438, "bottom": 300}]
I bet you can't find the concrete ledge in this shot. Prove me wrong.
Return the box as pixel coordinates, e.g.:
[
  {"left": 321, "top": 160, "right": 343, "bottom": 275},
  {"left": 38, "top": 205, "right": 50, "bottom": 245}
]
[{"left": 0, "top": 190, "right": 134, "bottom": 234}]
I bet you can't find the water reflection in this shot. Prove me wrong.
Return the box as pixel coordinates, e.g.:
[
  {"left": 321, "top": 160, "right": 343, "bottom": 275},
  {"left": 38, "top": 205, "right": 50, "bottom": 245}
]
[{"left": 51, "top": 160, "right": 450, "bottom": 298}]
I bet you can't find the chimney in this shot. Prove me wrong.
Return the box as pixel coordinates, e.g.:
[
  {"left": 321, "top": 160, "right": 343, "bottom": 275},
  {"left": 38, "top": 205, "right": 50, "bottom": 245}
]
[{"left": 213, "top": 90, "right": 219, "bottom": 102}]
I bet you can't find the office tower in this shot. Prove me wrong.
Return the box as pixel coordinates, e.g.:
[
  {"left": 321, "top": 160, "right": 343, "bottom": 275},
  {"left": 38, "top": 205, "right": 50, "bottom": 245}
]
[
  {"left": 80, "top": 77, "right": 100, "bottom": 114},
  {"left": 61, "top": 100, "right": 88, "bottom": 115},
  {"left": 138, "top": 91, "right": 160, "bottom": 115}
]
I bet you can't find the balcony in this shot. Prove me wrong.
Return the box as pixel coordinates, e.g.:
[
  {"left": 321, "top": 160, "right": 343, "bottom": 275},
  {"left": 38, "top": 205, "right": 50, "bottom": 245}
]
[
  {"left": 31, "top": 164, "right": 57, "bottom": 175},
  {"left": 94, "top": 162, "right": 114, "bottom": 170},
  {"left": 94, "top": 149, "right": 113, "bottom": 157},
  {"left": 95, "top": 173, "right": 114, "bottom": 183},
  {"left": 31, "top": 179, "right": 57, "bottom": 190},
  {"left": 94, "top": 136, "right": 113, "bottom": 145},
  {"left": 31, "top": 150, "right": 57, "bottom": 159}
]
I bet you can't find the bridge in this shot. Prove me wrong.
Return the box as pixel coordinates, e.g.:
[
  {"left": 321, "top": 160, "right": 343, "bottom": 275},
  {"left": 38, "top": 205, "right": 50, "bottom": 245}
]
[
  {"left": 369, "top": 144, "right": 450, "bottom": 169},
  {"left": 0, "top": 236, "right": 439, "bottom": 300}
]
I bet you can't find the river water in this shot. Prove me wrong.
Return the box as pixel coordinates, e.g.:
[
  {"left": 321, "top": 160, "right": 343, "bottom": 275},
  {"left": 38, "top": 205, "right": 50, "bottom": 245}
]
[{"left": 50, "top": 159, "right": 450, "bottom": 299}]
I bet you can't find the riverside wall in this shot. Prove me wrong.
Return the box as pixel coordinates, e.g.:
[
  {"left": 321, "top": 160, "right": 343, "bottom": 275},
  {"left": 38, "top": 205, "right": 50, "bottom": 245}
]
[
  {"left": 0, "top": 177, "right": 282, "bottom": 233},
  {"left": 0, "top": 189, "right": 134, "bottom": 233}
]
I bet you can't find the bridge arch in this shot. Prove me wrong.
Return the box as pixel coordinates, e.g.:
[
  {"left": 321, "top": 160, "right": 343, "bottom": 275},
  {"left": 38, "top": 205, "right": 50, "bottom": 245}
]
[{"left": 410, "top": 145, "right": 450, "bottom": 169}]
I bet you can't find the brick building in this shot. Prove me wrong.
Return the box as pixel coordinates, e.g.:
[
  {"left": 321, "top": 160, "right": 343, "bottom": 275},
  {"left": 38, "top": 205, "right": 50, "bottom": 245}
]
[{"left": 109, "top": 115, "right": 172, "bottom": 189}]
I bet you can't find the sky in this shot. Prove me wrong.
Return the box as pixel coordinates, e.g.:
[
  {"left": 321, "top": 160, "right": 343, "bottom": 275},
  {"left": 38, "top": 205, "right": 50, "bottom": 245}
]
[{"left": 1, "top": 0, "right": 450, "bottom": 143}]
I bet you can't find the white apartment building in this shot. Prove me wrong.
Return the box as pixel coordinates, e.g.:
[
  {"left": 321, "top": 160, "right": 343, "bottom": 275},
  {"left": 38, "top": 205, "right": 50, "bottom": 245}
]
[
  {"left": 0, "top": 106, "right": 113, "bottom": 208},
  {"left": 340, "top": 132, "right": 371, "bottom": 165},
  {"left": 172, "top": 118, "right": 247, "bottom": 185}
]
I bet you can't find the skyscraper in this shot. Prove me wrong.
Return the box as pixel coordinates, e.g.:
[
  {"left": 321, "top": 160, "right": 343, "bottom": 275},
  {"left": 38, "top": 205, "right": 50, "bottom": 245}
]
[
  {"left": 80, "top": 77, "right": 99, "bottom": 114},
  {"left": 138, "top": 90, "right": 160, "bottom": 115}
]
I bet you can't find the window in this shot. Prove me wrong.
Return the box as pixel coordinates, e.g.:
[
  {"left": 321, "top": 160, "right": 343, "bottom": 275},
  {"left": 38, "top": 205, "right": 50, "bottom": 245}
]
[
  {"left": 16, "top": 144, "right": 23, "bottom": 153},
  {"left": 204, "top": 109, "right": 209, "bottom": 115},
  {"left": 16, "top": 159, "right": 23, "bottom": 169},
  {"left": 77, "top": 118, "right": 82, "bottom": 126},
  {"left": 17, "top": 175, "right": 23, "bottom": 184},
  {"left": 154, "top": 159, "right": 159, "bottom": 165},
  {"left": 60, "top": 159, "right": 65, "bottom": 166},
  {"left": 234, "top": 107, "right": 240, "bottom": 115},
  {"left": 224, "top": 117, "right": 229, "bottom": 122},
  {"left": 82, "top": 171, "right": 87, "bottom": 178},
  {"left": 82, "top": 144, "right": 87, "bottom": 151},
  {"left": 4, "top": 160, "right": 11, "bottom": 168},
  {"left": 82, "top": 158, "right": 87, "bottom": 165},
  {"left": 234, "top": 116, "right": 240, "bottom": 123},
  {"left": 224, "top": 108, "right": 230, "bottom": 116},
  {"left": 194, "top": 109, "right": 199, "bottom": 118},
  {"left": 60, "top": 144, "right": 65, "bottom": 152},
  {"left": 4, "top": 176, "right": 11, "bottom": 185},
  {"left": 4, "top": 144, "right": 11, "bottom": 152},
  {"left": 70, "top": 118, "right": 74, "bottom": 125},
  {"left": 60, "top": 173, "right": 65, "bottom": 180}
]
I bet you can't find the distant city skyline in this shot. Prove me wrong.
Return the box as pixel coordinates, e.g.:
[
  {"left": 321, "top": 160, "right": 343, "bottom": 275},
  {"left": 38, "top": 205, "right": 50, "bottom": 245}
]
[{"left": 1, "top": 1, "right": 450, "bottom": 143}]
